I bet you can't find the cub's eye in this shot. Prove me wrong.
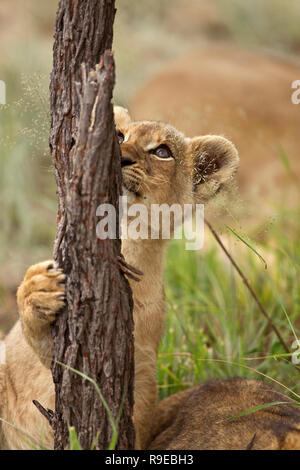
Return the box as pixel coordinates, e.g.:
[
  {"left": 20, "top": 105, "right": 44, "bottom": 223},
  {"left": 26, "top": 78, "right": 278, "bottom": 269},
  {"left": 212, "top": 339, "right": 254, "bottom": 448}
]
[
  {"left": 151, "top": 145, "right": 173, "bottom": 159},
  {"left": 117, "top": 132, "right": 124, "bottom": 145}
]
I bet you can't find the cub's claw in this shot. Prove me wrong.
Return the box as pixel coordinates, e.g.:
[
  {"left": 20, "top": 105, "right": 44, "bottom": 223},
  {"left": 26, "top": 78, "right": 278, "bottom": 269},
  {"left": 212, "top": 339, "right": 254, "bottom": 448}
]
[
  {"left": 16, "top": 260, "right": 67, "bottom": 366},
  {"left": 17, "top": 260, "right": 67, "bottom": 325}
]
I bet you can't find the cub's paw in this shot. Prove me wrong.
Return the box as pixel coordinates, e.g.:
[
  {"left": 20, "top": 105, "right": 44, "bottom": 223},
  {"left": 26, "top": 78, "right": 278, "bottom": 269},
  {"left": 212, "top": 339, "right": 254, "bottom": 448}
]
[{"left": 17, "top": 260, "right": 66, "bottom": 325}]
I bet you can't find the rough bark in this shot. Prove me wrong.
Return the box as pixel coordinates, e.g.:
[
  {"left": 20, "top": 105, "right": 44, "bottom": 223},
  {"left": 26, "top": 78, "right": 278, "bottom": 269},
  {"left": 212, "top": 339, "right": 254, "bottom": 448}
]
[
  {"left": 49, "top": 0, "right": 135, "bottom": 450},
  {"left": 50, "top": 0, "right": 115, "bottom": 215}
]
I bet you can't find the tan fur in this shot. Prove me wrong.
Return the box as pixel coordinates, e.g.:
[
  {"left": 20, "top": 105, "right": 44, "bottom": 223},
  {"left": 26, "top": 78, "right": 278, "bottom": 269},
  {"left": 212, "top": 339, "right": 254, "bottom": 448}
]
[
  {"left": 148, "top": 378, "right": 300, "bottom": 450},
  {"left": 0, "top": 107, "right": 238, "bottom": 450}
]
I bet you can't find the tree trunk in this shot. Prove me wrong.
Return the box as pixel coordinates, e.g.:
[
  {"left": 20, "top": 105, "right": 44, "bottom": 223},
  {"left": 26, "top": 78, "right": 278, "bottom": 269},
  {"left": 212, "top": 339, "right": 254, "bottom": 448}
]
[{"left": 49, "top": 0, "right": 135, "bottom": 450}]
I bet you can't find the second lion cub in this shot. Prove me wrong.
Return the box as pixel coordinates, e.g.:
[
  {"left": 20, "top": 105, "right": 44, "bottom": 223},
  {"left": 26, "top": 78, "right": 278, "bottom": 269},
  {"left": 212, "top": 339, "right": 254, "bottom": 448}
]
[{"left": 0, "top": 107, "right": 239, "bottom": 449}]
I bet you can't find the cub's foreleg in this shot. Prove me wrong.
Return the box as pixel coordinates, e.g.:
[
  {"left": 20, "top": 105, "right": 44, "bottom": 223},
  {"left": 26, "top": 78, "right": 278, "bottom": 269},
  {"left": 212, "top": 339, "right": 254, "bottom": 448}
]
[
  {"left": 17, "top": 260, "right": 66, "bottom": 368},
  {"left": 133, "top": 345, "right": 159, "bottom": 449}
]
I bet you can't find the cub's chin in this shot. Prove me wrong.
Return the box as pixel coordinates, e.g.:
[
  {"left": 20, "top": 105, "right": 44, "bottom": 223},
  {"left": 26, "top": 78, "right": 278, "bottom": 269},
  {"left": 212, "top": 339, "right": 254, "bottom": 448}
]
[
  {"left": 121, "top": 173, "right": 142, "bottom": 200},
  {"left": 122, "top": 185, "right": 137, "bottom": 203}
]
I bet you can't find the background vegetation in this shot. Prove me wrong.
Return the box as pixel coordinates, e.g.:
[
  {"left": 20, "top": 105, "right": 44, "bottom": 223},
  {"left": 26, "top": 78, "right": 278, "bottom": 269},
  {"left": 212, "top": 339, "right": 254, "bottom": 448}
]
[{"left": 0, "top": 0, "right": 299, "bottom": 403}]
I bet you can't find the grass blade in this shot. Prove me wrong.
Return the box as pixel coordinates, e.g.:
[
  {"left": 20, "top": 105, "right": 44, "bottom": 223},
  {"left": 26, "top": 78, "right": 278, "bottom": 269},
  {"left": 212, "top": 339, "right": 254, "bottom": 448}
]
[
  {"left": 226, "top": 225, "right": 268, "bottom": 270},
  {"left": 0, "top": 417, "right": 45, "bottom": 449},
  {"left": 68, "top": 426, "right": 82, "bottom": 450},
  {"left": 57, "top": 362, "right": 119, "bottom": 450},
  {"left": 221, "top": 400, "right": 299, "bottom": 423}
]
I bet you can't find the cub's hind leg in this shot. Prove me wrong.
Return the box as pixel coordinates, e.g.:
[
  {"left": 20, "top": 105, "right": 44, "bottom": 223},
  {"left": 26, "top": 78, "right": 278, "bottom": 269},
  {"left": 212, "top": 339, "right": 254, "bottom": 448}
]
[{"left": 17, "top": 260, "right": 66, "bottom": 367}]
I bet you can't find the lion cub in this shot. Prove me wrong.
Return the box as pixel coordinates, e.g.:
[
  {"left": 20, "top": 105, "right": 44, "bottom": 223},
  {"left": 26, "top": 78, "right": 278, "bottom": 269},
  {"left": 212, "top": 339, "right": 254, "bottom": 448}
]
[
  {"left": 0, "top": 107, "right": 239, "bottom": 450},
  {"left": 149, "top": 378, "right": 300, "bottom": 450}
]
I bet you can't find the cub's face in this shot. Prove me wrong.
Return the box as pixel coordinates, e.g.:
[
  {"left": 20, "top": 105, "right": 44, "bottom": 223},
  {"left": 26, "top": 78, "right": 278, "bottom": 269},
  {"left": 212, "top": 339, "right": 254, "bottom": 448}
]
[{"left": 114, "top": 106, "right": 239, "bottom": 210}]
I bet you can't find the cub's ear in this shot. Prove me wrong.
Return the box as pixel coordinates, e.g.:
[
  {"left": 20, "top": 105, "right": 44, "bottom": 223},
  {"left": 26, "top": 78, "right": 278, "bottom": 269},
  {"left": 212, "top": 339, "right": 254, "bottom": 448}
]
[
  {"left": 114, "top": 106, "right": 132, "bottom": 130},
  {"left": 188, "top": 135, "right": 239, "bottom": 201}
]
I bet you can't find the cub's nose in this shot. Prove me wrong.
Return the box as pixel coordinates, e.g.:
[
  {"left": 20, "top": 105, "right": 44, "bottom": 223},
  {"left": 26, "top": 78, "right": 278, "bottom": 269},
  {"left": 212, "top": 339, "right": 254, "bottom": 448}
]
[{"left": 121, "top": 156, "right": 136, "bottom": 167}]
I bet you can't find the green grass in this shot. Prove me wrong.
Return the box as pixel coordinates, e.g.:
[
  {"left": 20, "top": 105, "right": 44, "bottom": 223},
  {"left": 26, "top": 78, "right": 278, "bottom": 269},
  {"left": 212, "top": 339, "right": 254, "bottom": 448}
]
[
  {"left": 0, "top": 72, "right": 56, "bottom": 293},
  {"left": 0, "top": 81, "right": 53, "bottom": 248},
  {"left": 158, "top": 211, "right": 300, "bottom": 401}
]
